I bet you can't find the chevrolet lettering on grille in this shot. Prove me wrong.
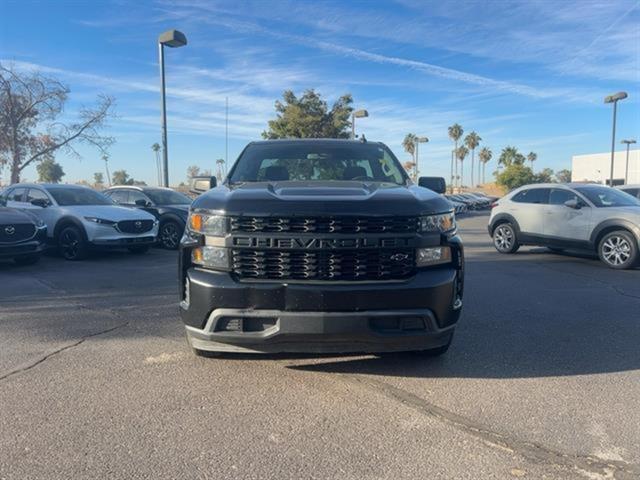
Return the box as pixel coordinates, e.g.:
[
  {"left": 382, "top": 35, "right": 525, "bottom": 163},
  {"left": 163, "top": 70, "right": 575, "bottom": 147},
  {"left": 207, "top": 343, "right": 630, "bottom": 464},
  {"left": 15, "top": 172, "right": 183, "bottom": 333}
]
[{"left": 232, "top": 236, "right": 414, "bottom": 249}]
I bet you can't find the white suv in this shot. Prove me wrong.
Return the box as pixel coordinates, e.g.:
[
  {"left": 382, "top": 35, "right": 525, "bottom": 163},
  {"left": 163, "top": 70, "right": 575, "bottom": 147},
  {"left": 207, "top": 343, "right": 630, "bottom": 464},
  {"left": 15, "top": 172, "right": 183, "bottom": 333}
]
[
  {"left": 3, "top": 183, "right": 159, "bottom": 260},
  {"left": 488, "top": 183, "right": 640, "bottom": 269}
]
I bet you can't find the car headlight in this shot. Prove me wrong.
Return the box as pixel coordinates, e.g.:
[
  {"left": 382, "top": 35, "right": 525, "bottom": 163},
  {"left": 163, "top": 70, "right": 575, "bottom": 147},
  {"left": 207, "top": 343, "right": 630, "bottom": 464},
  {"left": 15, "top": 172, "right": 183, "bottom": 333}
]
[
  {"left": 188, "top": 213, "right": 228, "bottom": 237},
  {"left": 191, "top": 246, "right": 230, "bottom": 270},
  {"left": 419, "top": 212, "right": 456, "bottom": 234},
  {"left": 84, "top": 216, "right": 116, "bottom": 226},
  {"left": 416, "top": 246, "right": 452, "bottom": 267}
]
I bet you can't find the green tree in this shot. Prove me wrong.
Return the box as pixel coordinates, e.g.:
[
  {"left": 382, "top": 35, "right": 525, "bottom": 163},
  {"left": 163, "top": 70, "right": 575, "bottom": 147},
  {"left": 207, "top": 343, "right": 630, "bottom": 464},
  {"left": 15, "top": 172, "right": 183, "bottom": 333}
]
[
  {"left": 36, "top": 158, "right": 65, "bottom": 183},
  {"left": 464, "top": 131, "right": 481, "bottom": 187},
  {"left": 0, "top": 63, "right": 114, "bottom": 184},
  {"left": 498, "top": 146, "right": 526, "bottom": 167},
  {"left": 496, "top": 164, "right": 535, "bottom": 191},
  {"left": 448, "top": 124, "right": 463, "bottom": 188},
  {"left": 478, "top": 147, "right": 492, "bottom": 184},
  {"left": 527, "top": 151, "right": 537, "bottom": 169},
  {"left": 556, "top": 169, "right": 572, "bottom": 183},
  {"left": 456, "top": 146, "right": 469, "bottom": 187},
  {"left": 93, "top": 172, "right": 104, "bottom": 187},
  {"left": 262, "top": 89, "right": 353, "bottom": 139},
  {"left": 534, "top": 167, "right": 554, "bottom": 183},
  {"left": 112, "top": 169, "right": 131, "bottom": 185}
]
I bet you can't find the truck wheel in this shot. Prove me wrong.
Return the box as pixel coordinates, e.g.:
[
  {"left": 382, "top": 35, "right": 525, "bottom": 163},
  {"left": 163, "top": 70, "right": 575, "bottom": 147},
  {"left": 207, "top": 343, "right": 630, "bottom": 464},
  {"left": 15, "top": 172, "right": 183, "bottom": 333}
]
[
  {"left": 598, "top": 230, "right": 638, "bottom": 270},
  {"left": 492, "top": 223, "right": 519, "bottom": 254},
  {"left": 14, "top": 254, "right": 41, "bottom": 266},
  {"left": 128, "top": 245, "right": 150, "bottom": 254},
  {"left": 58, "top": 225, "right": 89, "bottom": 260}
]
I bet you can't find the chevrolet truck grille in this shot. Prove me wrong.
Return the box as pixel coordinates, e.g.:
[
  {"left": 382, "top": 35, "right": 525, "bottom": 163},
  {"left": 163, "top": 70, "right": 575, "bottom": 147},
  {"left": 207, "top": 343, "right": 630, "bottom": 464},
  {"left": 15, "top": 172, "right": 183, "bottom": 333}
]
[
  {"left": 232, "top": 248, "right": 415, "bottom": 281},
  {"left": 230, "top": 216, "right": 419, "bottom": 234}
]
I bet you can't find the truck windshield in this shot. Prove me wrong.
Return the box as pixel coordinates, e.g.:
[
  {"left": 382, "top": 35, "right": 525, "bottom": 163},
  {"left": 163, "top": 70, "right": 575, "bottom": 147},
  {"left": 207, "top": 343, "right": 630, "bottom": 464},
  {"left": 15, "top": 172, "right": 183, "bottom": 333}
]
[{"left": 228, "top": 142, "right": 408, "bottom": 185}]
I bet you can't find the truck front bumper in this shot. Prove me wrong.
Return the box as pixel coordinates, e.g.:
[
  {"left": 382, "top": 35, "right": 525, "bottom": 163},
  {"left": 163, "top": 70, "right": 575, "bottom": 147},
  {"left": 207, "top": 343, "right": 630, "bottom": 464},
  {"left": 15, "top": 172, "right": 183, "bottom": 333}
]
[{"left": 180, "top": 266, "right": 463, "bottom": 354}]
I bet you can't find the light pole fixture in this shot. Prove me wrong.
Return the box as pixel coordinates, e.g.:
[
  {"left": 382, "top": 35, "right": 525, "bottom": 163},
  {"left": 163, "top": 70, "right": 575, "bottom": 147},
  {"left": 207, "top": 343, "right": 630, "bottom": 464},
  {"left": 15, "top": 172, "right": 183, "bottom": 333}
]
[
  {"left": 351, "top": 109, "right": 368, "bottom": 139},
  {"left": 604, "top": 91, "right": 628, "bottom": 187},
  {"left": 158, "top": 29, "right": 187, "bottom": 187},
  {"left": 621, "top": 139, "right": 636, "bottom": 185},
  {"left": 413, "top": 136, "right": 428, "bottom": 180}
]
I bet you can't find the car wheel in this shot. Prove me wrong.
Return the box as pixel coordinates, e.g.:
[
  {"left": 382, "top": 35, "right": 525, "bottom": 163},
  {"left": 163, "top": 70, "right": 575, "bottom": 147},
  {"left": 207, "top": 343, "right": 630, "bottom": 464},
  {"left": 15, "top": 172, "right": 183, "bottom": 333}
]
[
  {"left": 14, "top": 254, "right": 41, "bottom": 266},
  {"left": 58, "top": 225, "right": 89, "bottom": 260},
  {"left": 493, "top": 223, "right": 519, "bottom": 253},
  {"left": 159, "top": 220, "right": 182, "bottom": 250},
  {"left": 598, "top": 230, "right": 638, "bottom": 270},
  {"left": 128, "top": 245, "right": 150, "bottom": 254}
]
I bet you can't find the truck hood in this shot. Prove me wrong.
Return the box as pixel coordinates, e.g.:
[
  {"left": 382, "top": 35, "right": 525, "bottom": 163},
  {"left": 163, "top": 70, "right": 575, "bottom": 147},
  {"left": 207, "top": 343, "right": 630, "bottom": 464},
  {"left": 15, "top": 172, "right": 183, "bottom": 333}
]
[{"left": 191, "top": 181, "right": 452, "bottom": 216}]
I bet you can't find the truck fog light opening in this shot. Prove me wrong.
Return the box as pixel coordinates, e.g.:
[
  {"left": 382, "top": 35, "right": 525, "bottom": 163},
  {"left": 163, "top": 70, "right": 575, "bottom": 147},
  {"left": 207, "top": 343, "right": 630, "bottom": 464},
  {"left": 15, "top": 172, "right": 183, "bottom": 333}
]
[
  {"left": 191, "top": 246, "right": 230, "bottom": 270},
  {"left": 416, "top": 246, "right": 451, "bottom": 267}
]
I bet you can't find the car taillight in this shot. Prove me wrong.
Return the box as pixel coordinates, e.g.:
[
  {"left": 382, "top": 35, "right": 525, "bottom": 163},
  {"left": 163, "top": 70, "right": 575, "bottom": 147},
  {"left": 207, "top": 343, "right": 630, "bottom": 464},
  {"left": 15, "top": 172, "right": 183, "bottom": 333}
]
[{"left": 490, "top": 202, "right": 499, "bottom": 208}]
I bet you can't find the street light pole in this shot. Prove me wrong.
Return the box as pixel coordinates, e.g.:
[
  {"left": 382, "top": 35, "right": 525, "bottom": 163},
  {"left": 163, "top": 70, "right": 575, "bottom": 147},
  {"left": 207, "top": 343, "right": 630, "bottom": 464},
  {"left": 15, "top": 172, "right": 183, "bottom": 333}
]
[
  {"left": 604, "top": 91, "right": 628, "bottom": 187},
  {"left": 413, "top": 136, "right": 428, "bottom": 181},
  {"left": 351, "top": 109, "right": 369, "bottom": 139},
  {"left": 621, "top": 139, "right": 636, "bottom": 184},
  {"left": 158, "top": 29, "right": 187, "bottom": 188}
]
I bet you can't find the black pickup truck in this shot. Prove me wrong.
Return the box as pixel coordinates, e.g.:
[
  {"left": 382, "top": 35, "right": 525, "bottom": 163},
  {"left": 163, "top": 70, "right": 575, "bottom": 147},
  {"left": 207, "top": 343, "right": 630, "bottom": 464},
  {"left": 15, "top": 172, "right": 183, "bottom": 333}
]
[{"left": 179, "top": 139, "right": 464, "bottom": 356}]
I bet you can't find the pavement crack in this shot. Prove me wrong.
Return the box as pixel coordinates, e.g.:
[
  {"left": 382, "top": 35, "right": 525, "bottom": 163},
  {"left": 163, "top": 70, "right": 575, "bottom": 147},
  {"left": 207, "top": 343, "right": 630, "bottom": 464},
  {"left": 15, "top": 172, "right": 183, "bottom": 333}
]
[
  {"left": 341, "top": 374, "right": 639, "bottom": 480},
  {"left": 0, "top": 322, "right": 129, "bottom": 382}
]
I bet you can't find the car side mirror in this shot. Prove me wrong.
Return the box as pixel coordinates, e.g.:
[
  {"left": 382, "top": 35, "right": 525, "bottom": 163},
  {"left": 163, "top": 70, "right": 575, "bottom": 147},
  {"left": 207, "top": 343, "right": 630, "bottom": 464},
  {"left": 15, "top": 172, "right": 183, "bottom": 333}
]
[
  {"left": 564, "top": 199, "right": 581, "bottom": 209},
  {"left": 190, "top": 176, "right": 217, "bottom": 195},
  {"left": 30, "top": 198, "right": 50, "bottom": 208},
  {"left": 418, "top": 176, "right": 446, "bottom": 194},
  {"left": 135, "top": 199, "right": 150, "bottom": 207}
]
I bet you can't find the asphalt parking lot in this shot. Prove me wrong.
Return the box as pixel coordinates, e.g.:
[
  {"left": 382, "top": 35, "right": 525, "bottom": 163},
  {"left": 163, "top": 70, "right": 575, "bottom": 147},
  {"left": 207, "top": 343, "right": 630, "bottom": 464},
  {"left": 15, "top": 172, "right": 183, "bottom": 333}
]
[{"left": 1, "top": 212, "right": 639, "bottom": 480}]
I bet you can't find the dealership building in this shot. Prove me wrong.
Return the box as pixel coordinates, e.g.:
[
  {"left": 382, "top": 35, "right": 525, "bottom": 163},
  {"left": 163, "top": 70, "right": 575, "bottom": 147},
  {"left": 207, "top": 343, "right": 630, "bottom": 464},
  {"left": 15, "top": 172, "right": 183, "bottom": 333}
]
[{"left": 572, "top": 149, "right": 640, "bottom": 185}]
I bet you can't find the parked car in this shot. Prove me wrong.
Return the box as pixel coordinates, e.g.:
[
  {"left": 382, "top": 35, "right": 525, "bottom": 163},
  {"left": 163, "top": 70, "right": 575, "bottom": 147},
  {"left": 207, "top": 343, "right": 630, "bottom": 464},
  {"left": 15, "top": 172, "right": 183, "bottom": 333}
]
[
  {"left": 0, "top": 198, "right": 47, "bottom": 265},
  {"left": 617, "top": 184, "right": 640, "bottom": 200},
  {"left": 488, "top": 183, "right": 640, "bottom": 269},
  {"left": 1, "top": 184, "right": 159, "bottom": 260},
  {"left": 449, "top": 194, "right": 480, "bottom": 210},
  {"left": 180, "top": 138, "right": 463, "bottom": 356},
  {"left": 104, "top": 186, "right": 191, "bottom": 249},
  {"left": 444, "top": 195, "right": 468, "bottom": 215}
]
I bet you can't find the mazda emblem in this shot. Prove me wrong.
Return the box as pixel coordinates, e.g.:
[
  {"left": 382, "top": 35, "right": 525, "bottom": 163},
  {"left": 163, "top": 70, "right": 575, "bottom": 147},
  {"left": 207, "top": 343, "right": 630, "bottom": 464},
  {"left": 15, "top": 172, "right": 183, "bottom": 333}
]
[
  {"left": 4, "top": 225, "right": 15, "bottom": 235},
  {"left": 135, "top": 221, "right": 142, "bottom": 229}
]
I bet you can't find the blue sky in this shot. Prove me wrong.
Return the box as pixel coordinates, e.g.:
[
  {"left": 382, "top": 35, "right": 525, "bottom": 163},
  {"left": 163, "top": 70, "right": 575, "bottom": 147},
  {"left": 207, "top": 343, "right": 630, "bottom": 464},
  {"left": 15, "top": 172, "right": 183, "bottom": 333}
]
[{"left": 1, "top": 0, "right": 639, "bottom": 186}]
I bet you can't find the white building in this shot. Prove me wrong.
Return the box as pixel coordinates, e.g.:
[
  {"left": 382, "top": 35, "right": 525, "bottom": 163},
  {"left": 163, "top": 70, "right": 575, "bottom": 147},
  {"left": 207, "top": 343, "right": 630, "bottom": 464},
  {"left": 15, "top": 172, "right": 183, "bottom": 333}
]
[{"left": 572, "top": 149, "right": 639, "bottom": 185}]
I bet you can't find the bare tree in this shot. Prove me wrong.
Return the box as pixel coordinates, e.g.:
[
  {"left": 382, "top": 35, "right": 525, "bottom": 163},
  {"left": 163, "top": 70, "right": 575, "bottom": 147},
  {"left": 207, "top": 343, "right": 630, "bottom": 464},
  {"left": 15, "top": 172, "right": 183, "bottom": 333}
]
[{"left": 0, "top": 63, "right": 114, "bottom": 184}]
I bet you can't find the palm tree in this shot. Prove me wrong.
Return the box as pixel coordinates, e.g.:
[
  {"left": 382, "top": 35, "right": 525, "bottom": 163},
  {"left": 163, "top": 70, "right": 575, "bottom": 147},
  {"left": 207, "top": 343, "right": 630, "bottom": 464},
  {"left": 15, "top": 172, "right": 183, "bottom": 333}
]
[
  {"left": 527, "top": 151, "right": 537, "bottom": 170},
  {"left": 402, "top": 133, "right": 418, "bottom": 179},
  {"left": 456, "top": 146, "right": 469, "bottom": 187},
  {"left": 151, "top": 143, "right": 162, "bottom": 186},
  {"left": 216, "top": 158, "right": 226, "bottom": 181},
  {"left": 448, "top": 124, "right": 463, "bottom": 188},
  {"left": 102, "top": 154, "right": 111, "bottom": 187},
  {"left": 498, "top": 146, "right": 524, "bottom": 167},
  {"left": 478, "top": 147, "right": 492, "bottom": 184},
  {"left": 464, "top": 131, "right": 481, "bottom": 187}
]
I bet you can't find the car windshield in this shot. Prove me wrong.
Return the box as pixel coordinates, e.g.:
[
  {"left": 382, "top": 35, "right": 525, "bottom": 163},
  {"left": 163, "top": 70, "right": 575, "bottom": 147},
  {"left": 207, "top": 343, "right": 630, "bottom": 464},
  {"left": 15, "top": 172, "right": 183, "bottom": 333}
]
[
  {"left": 47, "top": 187, "right": 113, "bottom": 206},
  {"left": 144, "top": 189, "right": 192, "bottom": 205},
  {"left": 575, "top": 186, "right": 640, "bottom": 208},
  {"left": 228, "top": 142, "right": 407, "bottom": 185}
]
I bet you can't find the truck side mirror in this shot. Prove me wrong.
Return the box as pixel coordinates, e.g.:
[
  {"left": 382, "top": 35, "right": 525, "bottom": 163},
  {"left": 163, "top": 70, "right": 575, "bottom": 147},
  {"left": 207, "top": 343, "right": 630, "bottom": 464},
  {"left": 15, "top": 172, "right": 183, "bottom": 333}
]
[
  {"left": 190, "top": 176, "right": 217, "bottom": 195},
  {"left": 418, "top": 176, "right": 446, "bottom": 194}
]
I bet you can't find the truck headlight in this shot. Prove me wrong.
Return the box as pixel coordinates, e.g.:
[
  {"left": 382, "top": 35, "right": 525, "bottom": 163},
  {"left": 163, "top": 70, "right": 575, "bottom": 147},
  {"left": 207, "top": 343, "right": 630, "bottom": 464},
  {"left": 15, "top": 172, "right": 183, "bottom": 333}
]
[
  {"left": 191, "top": 246, "right": 230, "bottom": 270},
  {"left": 188, "top": 213, "right": 228, "bottom": 236},
  {"left": 416, "top": 246, "right": 451, "bottom": 267},
  {"left": 419, "top": 212, "right": 456, "bottom": 234}
]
